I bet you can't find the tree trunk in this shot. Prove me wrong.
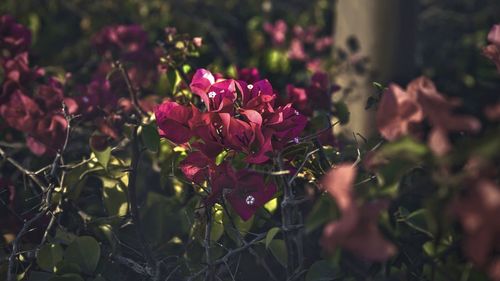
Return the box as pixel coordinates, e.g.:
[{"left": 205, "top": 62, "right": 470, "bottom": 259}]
[{"left": 333, "top": 0, "right": 417, "bottom": 137}]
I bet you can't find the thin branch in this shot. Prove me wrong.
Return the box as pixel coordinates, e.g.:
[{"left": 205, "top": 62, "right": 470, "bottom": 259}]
[
  {"left": 114, "top": 61, "right": 148, "bottom": 117},
  {"left": 187, "top": 232, "right": 267, "bottom": 281},
  {"left": 204, "top": 206, "right": 213, "bottom": 281},
  {"left": 0, "top": 147, "right": 47, "bottom": 192},
  {"left": 127, "top": 126, "right": 158, "bottom": 279}
]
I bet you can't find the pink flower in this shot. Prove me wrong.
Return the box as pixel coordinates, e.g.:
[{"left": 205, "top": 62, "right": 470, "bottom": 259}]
[
  {"left": 483, "top": 24, "right": 500, "bottom": 74},
  {"left": 0, "top": 15, "right": 31, "bottom": 57},
  {"left": 0, "top": 89, "right": 41, "bottom": 132},
  {"left": 190, "top": 68, "right": 237, "bottom": 113},
  {"left": 155, "top": 100, "right": 193, "bottom": 144},
  {"left": 226, "top": 170, "right": 277, "bottom": 221},
  {"left": 376, "top": 83, "right": 423, "bottom": 141},
  {"left": 27, "top": 114, "right": 68, "bottom": 156},
  {"left": 264, "top": 104, "right": 307, "bottom": 149},
  {"left": 263, "top": 20, "right": 287, "bottom": 46},
  {"left": 453, "top": 179, "right": 500, "bottom": 281},
  {"left": 376, "top": 77, "right": 481, "bottom": 155},
  {"left": 207, "top": 165, "right": 277, "bottom": 221},
  {"left": 237, "top": 67, "right": 260, "bottom": 84},
  {"left": 285, "top": 72, "right": 336, "bottom": 116},
  {"left": 179, "top": 150, "right": 216, "bottom": 185},
  {"left": 320, "top": 164, "right": 396, "bottom": 261},
  {"left": 92, "top": 24, "right": 147, "bottom": 56}
]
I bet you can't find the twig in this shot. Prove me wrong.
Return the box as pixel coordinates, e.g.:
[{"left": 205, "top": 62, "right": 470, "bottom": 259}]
[
  {"left": 114, "top": 61, "right": 148, "bottom": 117},
  {"left": 288, "top": 148, "right": 319, "bottom": 186},
  {"left": 127, "top": 126, "right": 158, "bottom": 280},
  {"left": 187, "top": 232, "right": 267, "bottom": 281},
  {"left": 204, "top": 206, "right": 214, "bottom": 281},
  {"left": 0, "top": 147, "right": 47, "bottom": 192},
  {"left": 7, "top": 184, "right": 54, "bottom": 281}
]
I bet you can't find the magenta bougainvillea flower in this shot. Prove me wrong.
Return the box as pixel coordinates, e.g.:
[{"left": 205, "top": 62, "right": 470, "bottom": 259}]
[
  {"left": 180, "top": 151, "right": 277, "bottom": 220},
  {"left": 0, "top": 15, "right": 31, "bottom": 58},
  {"left": 237, "top": 67, "right": 261, "bottom": 84},
  {"left": 157, "top": 68, "right": 307, "bottom": 163},
  {"left": 263, "top": 20, "right": 288, "bottom": 46},
  {"left": 285, "top": 71, "right": 337, "bottom": 116},
  {"left": 156, "top": 68, "right": 305, "bottom": 219},
  {"left": 320, "top": 164, "right": 396, "bottom": 261},
  {"left": 0, "top": 16, "right": 76, "bottom": 156},
  {"left": 155, "top": 101, "right": 194, "bottom": 144}
]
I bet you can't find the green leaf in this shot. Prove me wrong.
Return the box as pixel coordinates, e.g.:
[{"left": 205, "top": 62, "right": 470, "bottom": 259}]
[
  {"left": 28, "top": 271, "right": 53, "bottom": 281},
  {"left": 54, "top": 228, "right": 77, "bottom": 246},
  {"left": 140, "top": 123, "right": 160, "bottom": 152},
  {"left": 91, "top": 146, "right": 112, "bottom": 170},
  {"left": 306, "top": 260, "right": 339, "bottom": 281},
  {"left": 268, "top": 239, "right": 288, "bottom": 267},
  {"left": 37, "top": 243, "right": 63, "bottom": 272},
  {"left": 47, "top": 274, "right": 84, "bottom": 281},
  {"left": 167, "top": 69, "right": 181, "bottom": 94},
  {"left": 265, "top": 227, "right": 280, "bottom": 249},
  {"left": 223, "top": 206, "right": 254, "bottom": 244},
  {"left": 54, "top": 261, "right": 81, "bottom": 275},
  {"left": 306, "top": 194, "right": 337, "bottom": 233},
  {"left": 101, "top": 177, "right": 128, "bottom": 217},
  {"left": 210, "top": 205, "right": 225, "bottom": 242},
  {"left": 64, "top": 236, "right": 101, "bottom": 274},
  {"left": 91, "top": 276, "right": 107, "bottom": 281},
  {"left": 333, "top": 101, "right": 350, "bottom": 124},
  {"left": 215, "top": 150, "right": 228, "bottom": 165}
]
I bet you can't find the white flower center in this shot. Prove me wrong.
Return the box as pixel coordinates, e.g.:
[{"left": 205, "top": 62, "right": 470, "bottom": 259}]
[
  {"left": 245, "top": 195, "right": 255, "bottom": 205},
  {"left": 293, "top": 137, "right": 300, "bottom": 144},
  {"left": 247, "top": 84, "right": 254, "bottom": 90},
  {"left": 208, "top": 91, "right": 217, "bottom": 98},
  {"left": 294, "top": 110, "right": 299, "bottom": 116}
]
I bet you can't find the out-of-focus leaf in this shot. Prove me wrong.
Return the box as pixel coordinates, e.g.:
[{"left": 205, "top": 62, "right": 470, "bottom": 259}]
[
  {"left": 63, "top": 236, "right": 100, "bottom": 274},
  {"left": 268, "top": 239, "right": 288, "bottom": 267},
  {"left": 140, "top": 123, "right": 160, "bottom": 152},
  {"left": 54, "top": 228, "right": 77, "bottom": 245},
  {"left": 305, "top": 260, "right": 339, "bottom": 281},
  {"left": 265, "top": 227, "right": 280, "bottom": 249},
  {"left": 47, "top": 274, "right": 84, "bottom": 281},
  {"left": 306, "top": 194, "right": 337, "bottom": 233},
  {"left": 28, "top": 271, "right": 52, "bottom": 281},
  {"left": 333, "top": 101, "right": 350, "bottom": 125},
  {"left": 223, "top": 206, "right": 254, "bottom": 244},
  {"left": 36, "top": 243, "right": 63, "bottom": 272}
]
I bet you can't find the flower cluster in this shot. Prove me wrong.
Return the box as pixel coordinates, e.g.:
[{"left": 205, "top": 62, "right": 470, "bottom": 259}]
[
  {"left": 155, "top": 68, "right": 307, "bottom": 219},
  {"left": 76, "top": 24, "right": 160, "bottom": 140},
  {"left": 376, "top": 76, "right": 481, "bottom": 155},
  {"left": 263, "top": 20, "right": 333, "bottom": 71},
  {"left": 0, "top": 15, "right": 77, "bottom": 155}
]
